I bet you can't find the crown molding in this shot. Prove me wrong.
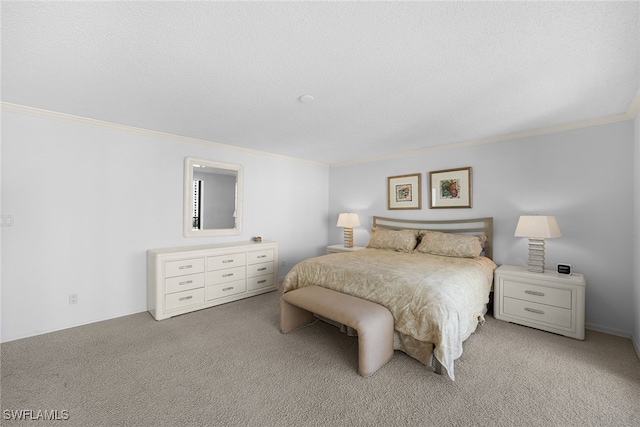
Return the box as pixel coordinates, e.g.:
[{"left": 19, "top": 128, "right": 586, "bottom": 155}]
[
  {"left": 331, "top": 107, "right": 637, "bottom": 168},
  {"left": 3, "top": 95, "right": 637, "bottom": 170},
  {"left": 0, "top": 102, "right": 328, "bottom": 168},
  {"left": 626, "top": 88, "right": 640, "bottom": 119}
]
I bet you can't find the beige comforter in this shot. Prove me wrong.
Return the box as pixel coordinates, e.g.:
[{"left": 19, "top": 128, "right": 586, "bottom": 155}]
[{"left": 282, "top": 248, "right": 497, "bottom": 380}]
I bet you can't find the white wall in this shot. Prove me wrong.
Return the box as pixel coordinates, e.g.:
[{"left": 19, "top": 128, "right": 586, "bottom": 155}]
[
  {"left": 633, "top": 113, "right": 640, "bottom": 356},
  {"left": 330, "top": 121, "right": 635, "bottom": 336},
  {"left": 1, "top": 110, "right": 329, "bottom": 342}
]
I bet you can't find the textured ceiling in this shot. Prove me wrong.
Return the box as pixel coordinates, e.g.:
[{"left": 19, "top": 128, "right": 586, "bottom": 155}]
[{"left": 2, "top": 1, "right": 639, "bottom": 166}]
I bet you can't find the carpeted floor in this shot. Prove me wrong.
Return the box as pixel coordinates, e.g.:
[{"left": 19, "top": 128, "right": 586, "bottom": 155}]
[{"left": 2, "top": 290, "right": 639, "bottom": 427}]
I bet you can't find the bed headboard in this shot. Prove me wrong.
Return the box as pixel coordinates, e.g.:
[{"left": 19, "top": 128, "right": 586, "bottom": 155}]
[{"left": 372, "top": 216, "right": 494, "bottom": 259}]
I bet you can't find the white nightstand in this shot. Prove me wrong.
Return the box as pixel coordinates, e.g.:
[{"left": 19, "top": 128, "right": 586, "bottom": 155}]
[
  {"left": 494, "top": 265, "right": 586, "bottom": 340},
  {"left": 326, "top": 245, "right": 366, "bottom": 254}
]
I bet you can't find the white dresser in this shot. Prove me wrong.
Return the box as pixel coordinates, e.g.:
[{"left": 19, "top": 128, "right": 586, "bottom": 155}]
[
  {"left": 494, "top": 264, "right": 586, "bottom": 340},
  {"left": 148, "top": 241, "right": 278, "bottom": 320}
]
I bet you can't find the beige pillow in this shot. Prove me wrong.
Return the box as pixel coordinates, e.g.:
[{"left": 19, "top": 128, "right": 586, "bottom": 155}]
[
  {"left": 367, "top": 228, "right": 418, "bottom": 253},
  {"left": 415, "top": 230, "right": 486, "bottom": 258}
]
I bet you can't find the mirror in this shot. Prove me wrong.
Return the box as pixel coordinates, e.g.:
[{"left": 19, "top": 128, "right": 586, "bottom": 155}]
[{"left": 183, "top": 157, "right": 243, "bottom": 237}]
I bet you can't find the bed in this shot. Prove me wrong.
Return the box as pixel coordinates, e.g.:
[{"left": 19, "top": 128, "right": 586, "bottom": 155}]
[{"left": 281, "top": 216, "right": 497, "bottom": 380}]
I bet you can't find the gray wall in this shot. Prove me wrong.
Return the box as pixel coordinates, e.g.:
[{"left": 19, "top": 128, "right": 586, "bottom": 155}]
[
  {"left": 1, "top": 110, "right": 329, "bottom": 342},
  {"left": 330, "top": 121, "right": 636, "bottom": 336}
]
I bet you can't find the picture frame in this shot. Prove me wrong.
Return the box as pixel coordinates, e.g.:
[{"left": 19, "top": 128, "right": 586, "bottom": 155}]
[
  {"left": 388, "top": 173, "right": 421, "bottom": 210},
  {"left": 429, "top": 167, "right": 472, "bottom": 209}
]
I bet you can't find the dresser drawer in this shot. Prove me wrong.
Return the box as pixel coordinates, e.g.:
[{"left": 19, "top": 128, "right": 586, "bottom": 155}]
[
  {"left": 165, "top": 288, "right": 205, "bottom": 310},
  {"left": 165, "top": 258, "right": 205, "bottom": 278},
  {"left": 208, "top": 266, "right": 246, "bottom": 285},
  {"left": 248, "top": 249, "right": 274, "bottom": 264},
  {"left": 502, "top": 280, "right": 571, "bottom": 309},
  {"left": 247, "top": 262, "right": 273, "bottom": 278},
  {"left": 208, "top": 253, "right": 247, "bottom": 271},
  {"left": 247, "top": 274, "right": 275, "bottom": 291},
  {"left": 206, "top": 279, "right": 246, "bottom": 300},
  {"left": 503, "top": 297, "right": 572, "bottom": 329},
  {"left": 165, "top": 273, "right": 205, "bottom": 294}
]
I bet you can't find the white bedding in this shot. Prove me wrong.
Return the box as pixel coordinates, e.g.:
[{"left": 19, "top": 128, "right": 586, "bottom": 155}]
[{"left": 282, "top": 248, "right": 497, "bottom": 380}]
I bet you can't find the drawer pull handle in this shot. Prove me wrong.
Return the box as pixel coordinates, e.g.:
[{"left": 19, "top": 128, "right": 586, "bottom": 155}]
[
  {"left": 223, "top": 287, "right": 234, "bottom": 292},
  {"left": 178, "top": 280, "right": 193, "bottom": 286},
  {"left": 257, "top": 280, "right": 267, "bottom": 284},
  {"left": 178, "top": 265, "right": 193, "bottom": 270},
  {"left": 525, "top": 290, "right": 545, "bottom": 297},
  {"left": 525, "top": 307, "right": 545, "bottom": 315},
  {"left": 257, "top": 267, "right": 267, "bottom": 271},
  {"left": 179, "top": 296, "right": 193, "bottom": 302},
  {"left": 222, "top": 260, "right": 234, "bottom": 264},
  {"left": 258, "top": 255, "right": 267, "bottom": 258},
  {"left": 222, "top": 273, "right": 234, "bottom": 278}
]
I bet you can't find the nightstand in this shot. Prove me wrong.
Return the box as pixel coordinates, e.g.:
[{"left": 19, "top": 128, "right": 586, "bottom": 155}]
[
  {"left": 326, "top": 245, "right": 366, "bottom": 254},
  {"left": 494, "top": 265, "right": 586, "bottom": 340}
]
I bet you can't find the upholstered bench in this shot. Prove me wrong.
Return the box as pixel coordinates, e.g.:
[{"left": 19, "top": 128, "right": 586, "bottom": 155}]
[{"left": 280, "top": 286, "right": 394, "bottom": 377}]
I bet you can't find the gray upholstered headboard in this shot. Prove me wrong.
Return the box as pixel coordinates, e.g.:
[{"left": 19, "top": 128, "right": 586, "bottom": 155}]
[{"left": 372, "top": 216, "right": 494, "bottom": 259}]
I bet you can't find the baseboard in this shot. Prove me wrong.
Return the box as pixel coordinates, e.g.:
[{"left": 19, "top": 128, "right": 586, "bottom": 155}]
[
  {"left": 585, "top": 323, "right": 631, "bottom": 338},
  {"left": 1, "top": 309, "right": 150, "bottom": 344}
]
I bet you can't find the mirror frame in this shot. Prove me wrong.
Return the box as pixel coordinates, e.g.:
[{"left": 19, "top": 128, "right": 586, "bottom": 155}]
[{"left": 183, "top": 157, "right": 243, "bottom": 237}]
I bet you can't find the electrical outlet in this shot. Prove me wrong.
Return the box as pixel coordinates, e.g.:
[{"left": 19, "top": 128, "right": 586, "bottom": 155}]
[{"left": 69, "top": 293, "right": 78, "bottom": 305}]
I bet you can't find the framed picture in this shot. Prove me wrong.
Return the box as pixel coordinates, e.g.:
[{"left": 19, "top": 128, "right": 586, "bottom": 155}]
[
  {"left": 388, "top": 173, "right": 421, "bottom": 210},
  {"left": 429, "top": 167, "right": 472, "bottom": 209}
]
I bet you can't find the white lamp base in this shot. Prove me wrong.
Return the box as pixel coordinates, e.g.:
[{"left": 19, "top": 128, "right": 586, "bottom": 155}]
[
  {"left": 527, "top": 238, "right": 545, "bottom": 273},
  {"left": 343, "top": 227, "right": 354, "bottom": 248}
]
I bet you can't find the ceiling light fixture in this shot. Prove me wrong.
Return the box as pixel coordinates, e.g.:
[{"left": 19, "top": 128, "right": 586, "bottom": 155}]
[{"left": 298, "top": 95, "right": 314, "bottom": 103}]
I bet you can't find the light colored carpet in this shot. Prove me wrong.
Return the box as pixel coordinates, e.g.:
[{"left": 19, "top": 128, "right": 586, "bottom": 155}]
[{"left": 2, "top": 290, "right": 639, "bottom": 427}]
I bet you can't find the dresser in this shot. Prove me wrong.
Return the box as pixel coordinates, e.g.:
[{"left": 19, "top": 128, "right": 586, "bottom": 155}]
[
  {"left": 148, "top": 241, "right": 278, "bottom": 320},
  {"left": 494, "top": 264, "right": 586, "bottom": 340}
]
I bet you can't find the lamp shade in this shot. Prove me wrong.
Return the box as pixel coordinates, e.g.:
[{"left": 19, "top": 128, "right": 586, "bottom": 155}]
[
  {"left": 514, "top": 215, "right": 562, "bottom": 238},
  {"left": 336, "top": 213, "right": 360, "bottom": 228}
]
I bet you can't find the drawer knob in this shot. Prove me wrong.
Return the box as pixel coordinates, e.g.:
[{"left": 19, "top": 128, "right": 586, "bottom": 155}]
[
  {"left": 257, "top": 280, "right": 267, "bottom": 284},
  {"left": 524, "top": 307, "right": 545, "bottom": 315},
  {"left": 179, "top": 295, "right": 193, "bottom": 302},
  {"left": 257, "top": 267, "right": 267, "bottom": 271},
  {"left": 178, "top": 280, "right": 193, "bottom": 286},
  {"left": 258, "top": 255, "right": 267, "bottom": 258},
  {"left": 525, "top": 290, "right": 545, "bottom": 297},
  {"left": 178, "top": 265, "right": 193, "bottom": 270},
  {"left": 222, "top": 273, "right": 234, "bottom": 278},
  {"left": 222, "top": 287, "right": 234, "bottom": 292},
  {"left": 222, "top": 259, "right": 234, "bottom": 264}
]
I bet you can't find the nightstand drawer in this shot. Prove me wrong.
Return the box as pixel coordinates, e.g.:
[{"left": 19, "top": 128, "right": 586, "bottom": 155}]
[
  {"left": 502, "top": 280, "right": 571, "bottom": 309},
  {"left": 503, "top": 297, "right": 572, "bottom": 329}
]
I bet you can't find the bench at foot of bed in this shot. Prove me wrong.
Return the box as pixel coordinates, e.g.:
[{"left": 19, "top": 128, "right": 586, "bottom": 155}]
[{"left": 280, "top": 286, "right": 394, "bottom": 377}]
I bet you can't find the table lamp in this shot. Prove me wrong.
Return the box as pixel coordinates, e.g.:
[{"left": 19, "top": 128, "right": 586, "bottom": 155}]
[
  {"left": 514, "top": 215, "right": 561, "bottom": 273},
  {"left": 336, "top": 213, "right": 360, "bottom": 248}
]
